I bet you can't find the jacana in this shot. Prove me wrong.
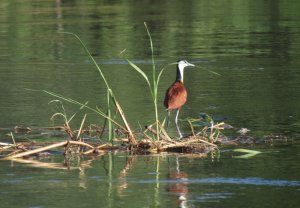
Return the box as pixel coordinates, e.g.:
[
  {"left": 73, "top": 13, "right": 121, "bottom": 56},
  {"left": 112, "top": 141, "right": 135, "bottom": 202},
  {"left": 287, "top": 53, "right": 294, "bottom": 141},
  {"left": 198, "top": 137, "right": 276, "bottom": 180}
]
[{"left": 164, "top": 60, "right": 195, "bottom": 138}]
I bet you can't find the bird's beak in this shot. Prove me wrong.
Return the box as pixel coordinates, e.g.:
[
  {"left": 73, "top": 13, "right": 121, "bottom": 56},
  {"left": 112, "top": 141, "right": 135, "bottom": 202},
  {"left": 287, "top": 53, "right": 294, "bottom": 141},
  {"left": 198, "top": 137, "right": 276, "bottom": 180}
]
[{"left": 186, "top": 62, "right": 195, "bottom": 67}]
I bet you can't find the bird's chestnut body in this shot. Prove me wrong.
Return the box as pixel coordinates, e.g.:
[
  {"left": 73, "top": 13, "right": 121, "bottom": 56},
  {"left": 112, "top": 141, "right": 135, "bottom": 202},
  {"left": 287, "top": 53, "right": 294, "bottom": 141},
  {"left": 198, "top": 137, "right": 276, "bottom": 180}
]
[{"left": 164, "top": 81, "right": 187, "bottom": 111}]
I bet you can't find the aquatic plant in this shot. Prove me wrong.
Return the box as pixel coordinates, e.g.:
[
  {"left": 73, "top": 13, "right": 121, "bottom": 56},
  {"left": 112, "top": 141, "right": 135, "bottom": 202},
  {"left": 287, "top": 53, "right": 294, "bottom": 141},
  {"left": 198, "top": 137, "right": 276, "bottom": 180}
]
[
  {"left": 1, "top": 23, "right": 227, "bottom": 162},
  {"left": 43, "top": 32, "right": 137, "bottom": 146},
  {"left": 126, "top": 22, "right": 168, "bottom": 142},
  {"left": 187, "top": 113, "right": 225, "bottom": 143}
]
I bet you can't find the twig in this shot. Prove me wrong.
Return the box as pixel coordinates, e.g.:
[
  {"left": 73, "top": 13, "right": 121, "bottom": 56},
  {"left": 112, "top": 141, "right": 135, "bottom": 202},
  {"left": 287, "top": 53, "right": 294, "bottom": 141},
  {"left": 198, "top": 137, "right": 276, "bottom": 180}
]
[
  {"left": 6, "top": 149, "right": 24, "bottom": 157},
  {"left": 142, "top": 134, "right": 160, "bottom": 150},
  {"left": 0, "top": 142, "right": 15, "bottom": 150},
  {"left": 145, "top": 125, "right": 175, "bottom": 143},
  {"left": 9, "top": 132, "right": 17, "bottom": 148},
  {"left": 76, "top": 114, "right": 87, "bottom": 141},
  {"left": 82, "top": 143, "right": 112, "bottom": 155},
  {"left": 160, "top": 136, "right": 217, "bottom": 150},
  {"left": 196, "top": 137, "right": 218, "bottom": 147},
  {"left": 157, "top": 122, "right": 174, "bottom": 142},
  {"left": 64, "top": 124, "right": 75, "bottom": 140},
  {"left": 5, "top": 141, "right": 68, "bottom": 159},
  {"left": 69, "top": 141, "right": 94, "bottom": 149},
  {"left": 5, "top": 141, "right": 94, "bottom": 159},
  {"left": 115, "top": 102, "right": 137, "bottom": 146}
]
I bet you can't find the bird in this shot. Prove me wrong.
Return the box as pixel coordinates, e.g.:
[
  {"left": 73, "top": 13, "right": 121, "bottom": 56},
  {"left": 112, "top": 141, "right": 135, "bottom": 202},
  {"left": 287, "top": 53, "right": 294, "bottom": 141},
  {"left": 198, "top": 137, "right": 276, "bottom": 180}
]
[{"left": 164, "top": 60, "right": 195, "bottom": 138}]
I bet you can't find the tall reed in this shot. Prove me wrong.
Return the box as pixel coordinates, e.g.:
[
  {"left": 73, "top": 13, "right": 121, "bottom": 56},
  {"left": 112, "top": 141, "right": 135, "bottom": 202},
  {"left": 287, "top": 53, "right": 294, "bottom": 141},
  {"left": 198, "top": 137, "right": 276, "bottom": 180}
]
[
  {"left": 44, "top": 32, "right": 137, "bottom": 145},
  {"left": 127, "top": 22, "right": 167, "bottom": 141}
]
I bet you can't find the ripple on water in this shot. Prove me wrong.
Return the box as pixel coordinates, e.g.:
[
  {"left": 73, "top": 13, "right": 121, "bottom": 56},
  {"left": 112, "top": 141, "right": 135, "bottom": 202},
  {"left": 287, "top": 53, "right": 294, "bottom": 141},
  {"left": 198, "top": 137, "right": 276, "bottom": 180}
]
[{"left": 133, "top": 177, "right": 300, "bottom": 187}]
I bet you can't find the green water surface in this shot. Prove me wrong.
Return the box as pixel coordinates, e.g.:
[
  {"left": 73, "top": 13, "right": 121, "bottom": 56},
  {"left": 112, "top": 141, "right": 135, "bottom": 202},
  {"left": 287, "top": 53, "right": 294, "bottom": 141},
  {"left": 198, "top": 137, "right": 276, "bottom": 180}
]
[{"left": 1, "top": 0, "right": 300, "bottom": 207}]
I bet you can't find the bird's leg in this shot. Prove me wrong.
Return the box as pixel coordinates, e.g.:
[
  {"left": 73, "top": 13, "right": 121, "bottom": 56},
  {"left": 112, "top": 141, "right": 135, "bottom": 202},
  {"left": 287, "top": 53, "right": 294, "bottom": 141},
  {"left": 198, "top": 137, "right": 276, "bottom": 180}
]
[
  {"left": 166, "top": 111, "right": 171, "bottom": 128},
  {"left": 175, "top": 109, "right": 183, "bottom": 138}
]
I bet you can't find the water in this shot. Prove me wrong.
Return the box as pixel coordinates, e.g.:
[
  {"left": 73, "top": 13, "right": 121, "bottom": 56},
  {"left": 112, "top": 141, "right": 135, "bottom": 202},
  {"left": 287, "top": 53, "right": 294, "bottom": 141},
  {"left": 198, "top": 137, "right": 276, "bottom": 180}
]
[
  {"left": 1, "top": 0, "right": 300, "bottom": 207},
  {"left": 1, "top": 145, "right": 300, "bottom": 208}
]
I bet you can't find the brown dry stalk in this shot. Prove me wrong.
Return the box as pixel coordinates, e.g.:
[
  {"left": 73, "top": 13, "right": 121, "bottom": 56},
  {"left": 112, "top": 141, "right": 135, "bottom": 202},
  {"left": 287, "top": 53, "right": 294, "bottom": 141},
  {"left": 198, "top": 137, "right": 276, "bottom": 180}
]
[
  {"left": 6, "top": 149, "right": 25, "bottom": 157},
  {"left": 64, "top": 124, "right": 75, "bottom": 139},
  {"left": 69, "top": 141, "right": 94, "bottom": 149},
  {"left": 193, "top": 137, "right": 218, "bottom": 147},
  {"left": 115, "top": 102, "right": 137, "bottom": 146},
  {"left": 159, "top": 136, "right": 217, "bottom": 150},
  {"left": 76, "top": 114, "right": 87, "bottom": 141},
  {"left": 5, "top": 141, "right": 95, "bottom": 159},
  {"left": 5, "top": 141, "right": 68, "bottom": 159},
  {"left": 157, "top": 123, "right": 175, "bottom": 142},
  {"left": 145, "top": 125, "right": 174, "bottom": 143},
  {"left": 82, "top": 143, "right": 109, "bottom": 155},
  {"left": 0, "top": 142, "right": 15, "bottom": 149}
]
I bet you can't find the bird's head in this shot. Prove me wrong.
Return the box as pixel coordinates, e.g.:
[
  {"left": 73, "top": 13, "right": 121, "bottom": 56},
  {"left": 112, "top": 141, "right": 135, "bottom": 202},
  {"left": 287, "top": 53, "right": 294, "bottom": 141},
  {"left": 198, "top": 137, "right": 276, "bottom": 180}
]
[
  {"left": 176, "top": 60, "right": 195, "bottom": 82},
  {"left": 178, "top": 60, "right": 195, "bottom": 69}
]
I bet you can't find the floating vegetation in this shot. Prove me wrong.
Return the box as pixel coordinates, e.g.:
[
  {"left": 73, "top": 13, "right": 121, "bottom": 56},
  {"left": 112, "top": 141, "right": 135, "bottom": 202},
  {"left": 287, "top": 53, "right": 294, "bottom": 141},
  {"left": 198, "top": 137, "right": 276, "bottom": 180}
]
[
  {"left": 0, "top": 117, "right": 221, "bottom": 159},
  {"left": 0, "top": 23, "right": 271, "bottom": 164}
]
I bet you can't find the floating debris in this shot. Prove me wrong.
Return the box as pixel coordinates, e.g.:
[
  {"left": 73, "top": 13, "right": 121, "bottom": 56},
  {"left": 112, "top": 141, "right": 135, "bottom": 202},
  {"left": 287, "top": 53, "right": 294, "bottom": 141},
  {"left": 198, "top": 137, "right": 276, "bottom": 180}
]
[{"left": 237, "top": 128, "right": 251, "bottom": 135}]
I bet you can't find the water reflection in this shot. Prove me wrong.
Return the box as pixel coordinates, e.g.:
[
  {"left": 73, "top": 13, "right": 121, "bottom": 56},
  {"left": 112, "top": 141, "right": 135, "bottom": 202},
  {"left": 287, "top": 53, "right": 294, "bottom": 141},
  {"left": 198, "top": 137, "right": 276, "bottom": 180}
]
[
  {"left": 2, "top": 150, "right": 300, "bottom": 207},
  {"left": 9, "top": 154, "right": 95, "bottom": 171},
  {"left": 118, "top": 155, "right": 136, "bottom": 196},
  {"left": 167, "top": 156, "right": 189, "bottom": 208}
]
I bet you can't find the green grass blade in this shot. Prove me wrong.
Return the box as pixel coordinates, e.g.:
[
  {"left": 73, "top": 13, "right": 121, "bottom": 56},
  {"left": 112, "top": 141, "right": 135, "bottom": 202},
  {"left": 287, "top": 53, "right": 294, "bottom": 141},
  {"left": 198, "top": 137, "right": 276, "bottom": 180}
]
[
  {"left": 107, "top": 89, "right": 113, "bottom": 143},
  {"left": 144, "top": 22, "right": 160, "bottom": 141},
  {"left": 126, "top": 59, "right": 151, "bottom": 88},
  {"left": 67, "top": 112, "right": 77, "bottom": 124},
  {"left": 50, "top": 112, "right": 66, "bottom": 121},
  {"left": 59, "top": 32, "right": 110, "bottom": 89},
  {"left": 43, "top": 90, "right": 126, "bottom": 131},
  {"left": 66, "top": 101, "right": 88, "bottom": 124},
  {"left": 144, "top": 22, "right": 156, "bottom": 75},
  {"left": 233, "top": 148, "right": 262, "bottom": 159},
  {"left": 157, "top": 65, "right": 168, "bottom": 88}
]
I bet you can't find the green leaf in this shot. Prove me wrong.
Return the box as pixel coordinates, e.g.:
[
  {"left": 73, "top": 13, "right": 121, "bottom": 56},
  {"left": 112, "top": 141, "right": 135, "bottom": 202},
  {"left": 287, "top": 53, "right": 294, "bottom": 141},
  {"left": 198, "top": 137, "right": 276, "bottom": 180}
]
[
  {"left": 233, "top": 148, "right": 262, "bottom": 159},
  {"left": 126, "top": 59, "right": 151, "bottom": 88},
  {"left": 157, "top": 66, "right": 167, "bottom": 88}
]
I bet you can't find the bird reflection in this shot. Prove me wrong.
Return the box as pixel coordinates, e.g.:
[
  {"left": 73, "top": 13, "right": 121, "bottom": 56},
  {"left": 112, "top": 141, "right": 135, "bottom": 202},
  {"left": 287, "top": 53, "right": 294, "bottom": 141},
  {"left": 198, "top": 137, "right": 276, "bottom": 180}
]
[{"left": 167, "top": 156, "right": 190, "bottom": 208}]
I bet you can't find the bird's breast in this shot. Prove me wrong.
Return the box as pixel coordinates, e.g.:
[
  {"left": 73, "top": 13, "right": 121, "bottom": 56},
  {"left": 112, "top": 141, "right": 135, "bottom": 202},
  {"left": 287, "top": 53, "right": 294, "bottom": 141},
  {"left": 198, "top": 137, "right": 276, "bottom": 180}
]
[{"left": 164, "top": 81, "right": 187, "bottom": 111}]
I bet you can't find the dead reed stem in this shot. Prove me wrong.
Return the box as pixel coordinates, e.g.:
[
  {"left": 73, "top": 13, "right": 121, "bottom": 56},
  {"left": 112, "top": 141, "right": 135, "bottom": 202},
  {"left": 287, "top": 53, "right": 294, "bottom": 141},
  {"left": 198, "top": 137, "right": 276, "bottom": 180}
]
[
  {"left": 115, "top": 102, "right": 137, "bottom": 146},
  {"left": 5, "top": 140, "right": 95, "bottom": 159},
  {"left": 76, "top": 114, "right": 87, "bottom": 141},
  {"left": 159, "top": 136, "right": 217, "bottom": 150},
  {"left": 82, "top": 144, "right": 108, "bottom": 155},
  {"left": 5, "top": 141, "right": 68, "bottom": 159},
  {"left": 145, "top": 125, "right": 174, "bottom": 143}
]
